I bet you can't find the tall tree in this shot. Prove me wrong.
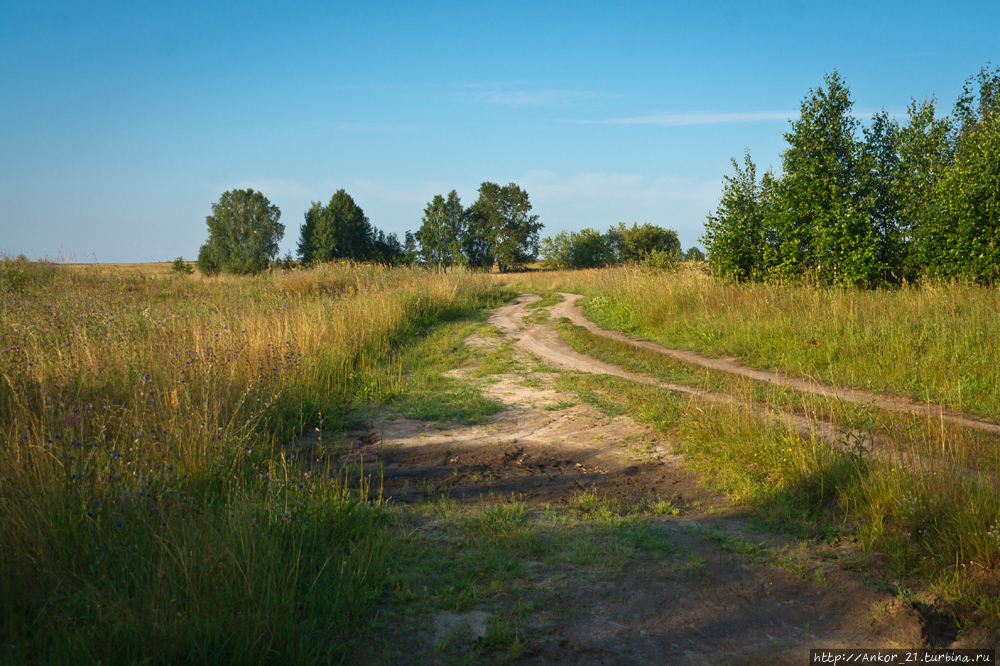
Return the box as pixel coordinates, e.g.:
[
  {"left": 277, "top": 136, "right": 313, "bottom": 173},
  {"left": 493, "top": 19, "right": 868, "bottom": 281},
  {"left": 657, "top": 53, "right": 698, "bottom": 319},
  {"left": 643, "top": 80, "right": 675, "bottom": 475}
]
[
  {"left": 466, "top": 182, "right": 543, "bottom": 273},
  {"left": 297, "top": 189, "right": 374, "bottom": 263},
  {"left": 197, "top": 189, "right": 284, "bottom": 275},
  {"left": 702, "top": 151, "right": 777, "bottom": 281},
  {"left": 892, "top": 97, "right": 953, "bottom": 278},
  {"left": 927, "top": 65, "right": 1000, "bottom": 282},
  {"left": 416, "top": 190, "right": 466, "bottom": 272},
  {"left": 775, "top": 71, "right": 878, "bottom": 284}
]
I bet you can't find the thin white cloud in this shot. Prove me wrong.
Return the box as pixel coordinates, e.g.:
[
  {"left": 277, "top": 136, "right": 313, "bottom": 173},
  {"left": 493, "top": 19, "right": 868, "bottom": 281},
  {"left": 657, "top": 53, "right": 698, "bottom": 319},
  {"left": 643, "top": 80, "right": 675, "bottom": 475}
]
[
  {"left": 569, "top": 111, "right": 799, "bottom": 126},
  {"left": 466, "top": 89, "right": 600, "bottom": 108}
]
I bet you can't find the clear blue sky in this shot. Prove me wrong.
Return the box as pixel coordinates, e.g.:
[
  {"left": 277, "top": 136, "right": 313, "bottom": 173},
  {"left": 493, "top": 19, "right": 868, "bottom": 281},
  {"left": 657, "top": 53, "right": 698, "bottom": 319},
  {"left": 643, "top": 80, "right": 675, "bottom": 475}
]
[{"left": 2, "top": 0, "right": 997, "bottom": 262}]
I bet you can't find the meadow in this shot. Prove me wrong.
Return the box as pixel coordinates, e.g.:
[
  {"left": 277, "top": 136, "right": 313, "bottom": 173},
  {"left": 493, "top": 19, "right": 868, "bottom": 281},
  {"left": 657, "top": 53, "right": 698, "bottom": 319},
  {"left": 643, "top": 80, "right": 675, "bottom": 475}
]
[
  {"left": 2, "top": 258, "right": 999, "bottom": 663},
  {"left": 504, "top": 266, "right": 1000, "bottom": 624},
  {"left": 0, "top": 259, "right": 510, "bottom": 663}
]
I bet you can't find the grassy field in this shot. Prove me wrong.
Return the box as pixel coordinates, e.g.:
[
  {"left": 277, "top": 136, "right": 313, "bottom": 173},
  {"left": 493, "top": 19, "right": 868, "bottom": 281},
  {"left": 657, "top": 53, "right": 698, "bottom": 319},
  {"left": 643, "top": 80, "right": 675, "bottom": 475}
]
[
  {"left": 500, "top": 267, "right": 1000, "bottom": 625},
  {"left": 0, "top": 259, "right": 511, "bottom": 663},
  {"left": 503, "top": 265, "right": 1000, "bottom": 419},
  {"left": 2, "top": 259, "right": 999, "bottom": 662}
]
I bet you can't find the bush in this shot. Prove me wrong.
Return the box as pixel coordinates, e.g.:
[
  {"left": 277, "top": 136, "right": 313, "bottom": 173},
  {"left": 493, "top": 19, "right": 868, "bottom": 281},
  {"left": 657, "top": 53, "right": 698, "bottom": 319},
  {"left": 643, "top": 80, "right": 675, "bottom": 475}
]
[
  {"left": 540, "top": 223, "right": 680, "bottom": 270},
  {"left": 197, "top": 244, "right": 222, "bottom": 276},
  {"left": 171, "top": 256, "right": 194, "bottom": 275},
  {"left": 0, "top": 254, "right": 56, "bottom": 292}
]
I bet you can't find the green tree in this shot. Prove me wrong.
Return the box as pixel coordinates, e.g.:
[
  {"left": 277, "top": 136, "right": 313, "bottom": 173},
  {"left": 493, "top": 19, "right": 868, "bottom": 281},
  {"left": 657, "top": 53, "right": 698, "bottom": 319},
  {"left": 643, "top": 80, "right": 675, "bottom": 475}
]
[
  {"left": 416, "top": 190, "right": 466, "bottom": 272},
  {"left": 890, "top": 98, "right": 953, "bottom": 278},
  {"left": 298, "top": 190, "right": 374, "bottom": 263},
  {"left": 466, "top": 182, "right": 543, "bottom": 273},
  {"left": 926, "top": 65, "right": 1000, "bottom": 282},
  {"left": 701, "top": 151, "right": 777, "bottom": 280},
  {"left": 171, "top": 256, "right": 194, "bottom": 275},
  {"left": 775, "top": 71, "right": 879, "bottom": 284},
  {"left": 540, "top": 228, "right": 613, "bottom": 269},
  {"left": 197, "top": 189, "right": 284, "bottom": 275},
  {"left": 684, "top": 246, "right": 706, "bottom": 262},
  {"left": 370, "top": 230, "right": 405, "bottom": 265},
  {"left": 613, "top": 222, "right": 681, "bottom": 263}
]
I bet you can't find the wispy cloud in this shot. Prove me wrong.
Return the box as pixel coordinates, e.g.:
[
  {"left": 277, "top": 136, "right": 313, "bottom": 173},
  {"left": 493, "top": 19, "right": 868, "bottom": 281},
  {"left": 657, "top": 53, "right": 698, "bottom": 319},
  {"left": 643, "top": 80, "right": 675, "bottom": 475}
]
[
  {"left": 465, "top": 89, "right": 601, "bottom": 108},
  {"left": 568, "top": 111, "right": 799, "bottom": 126}
]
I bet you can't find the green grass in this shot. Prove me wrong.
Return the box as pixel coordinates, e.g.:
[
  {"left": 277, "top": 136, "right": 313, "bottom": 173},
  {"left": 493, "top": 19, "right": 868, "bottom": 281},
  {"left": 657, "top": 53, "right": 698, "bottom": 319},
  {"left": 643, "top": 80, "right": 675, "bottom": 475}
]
[
  {"left": 380, "top": 317, "right": 507, "bottom": 422},
  {"left": 502, "top": 267, "right": 1000, "bottom": 419},
  {"left": 555, "top": 318, "right": 1000, "bottom": 475},
  {"left": 549, "top": 368, "right": 1000, "bottom": 622},
  {"left": 0, "top": 262, "right": 514, "bottom": 664}
]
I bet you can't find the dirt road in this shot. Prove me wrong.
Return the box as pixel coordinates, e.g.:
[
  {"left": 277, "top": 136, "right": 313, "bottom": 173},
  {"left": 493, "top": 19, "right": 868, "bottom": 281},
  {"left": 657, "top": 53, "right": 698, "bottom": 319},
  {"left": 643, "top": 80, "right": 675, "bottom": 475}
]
[
  {"left": 550, "top": 292, "right": 1000, "bottom": 437},
  {"left": 329, "top": 295, "right": 997, "bottom": 664}
]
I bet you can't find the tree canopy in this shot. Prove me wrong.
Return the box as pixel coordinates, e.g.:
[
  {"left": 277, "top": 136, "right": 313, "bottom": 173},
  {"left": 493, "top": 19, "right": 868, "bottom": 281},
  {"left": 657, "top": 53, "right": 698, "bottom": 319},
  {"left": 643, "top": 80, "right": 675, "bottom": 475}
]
[
  {"left": 197, "top": 189, "right": 284, "bottom": 275},
  {"left": 702, "top": 64, "right": 1000, "bottom": 285},
  {"left": 540, "top": 223, "right": 680, "bottom": 269},
  {"left": 466, "top": 182, "right": 543, "bottom": 273},
  {"left": 297, "top": 189, "right": 403, "bottom": 265},
  {"left": 416, "top": 190, "right": 465, "bottom": 272}
]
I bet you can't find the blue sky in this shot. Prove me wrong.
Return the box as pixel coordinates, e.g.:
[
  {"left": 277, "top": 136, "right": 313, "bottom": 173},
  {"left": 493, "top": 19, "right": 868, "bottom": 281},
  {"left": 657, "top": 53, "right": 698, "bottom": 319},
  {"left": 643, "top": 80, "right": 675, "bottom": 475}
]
[{"left": 1, "top": 0, "right": 997, "bottom": 262}]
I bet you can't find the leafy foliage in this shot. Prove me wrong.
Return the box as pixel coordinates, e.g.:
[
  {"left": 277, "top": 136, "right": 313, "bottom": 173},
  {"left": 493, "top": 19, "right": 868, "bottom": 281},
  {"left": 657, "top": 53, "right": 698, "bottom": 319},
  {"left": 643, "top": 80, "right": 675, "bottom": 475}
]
[
  {"left": 540, "top": 228, "right": 614, "bottom": 269},
  {"left": 684, "top": 246, "right": 706, "bottom": 262},
  {"left": 702, "top": 151, "right": 777, "bottom": 281},
  {"left": 297, "top": 189, "right": 403, "bottom": 265},
  {"left": 466, "top": 182, "right": 543, "bottom": 273},
  {"left": 612, "top": 222, "right": 681, "bottom": 263},
  {"left": 416, "top": 190, "right": 466, "bottom": 272},
  {"left": 541, "top": 223, "right": 680, "bottom": 270},
  {"left": 197, "top": 189, "right": 284, "bottom": 275},
  {"left": 702, "top": 64, "right": 1000, "bottom": 285},
  {"left": 171, "top": 256, "right": 194, "bottom": 275}
]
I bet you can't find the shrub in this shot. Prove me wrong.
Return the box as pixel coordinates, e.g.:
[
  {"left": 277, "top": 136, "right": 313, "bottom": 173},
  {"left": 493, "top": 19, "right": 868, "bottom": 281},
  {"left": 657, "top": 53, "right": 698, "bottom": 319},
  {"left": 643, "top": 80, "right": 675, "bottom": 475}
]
[{"left": 171, "top": 256, "right": 194, "bottom": 275}]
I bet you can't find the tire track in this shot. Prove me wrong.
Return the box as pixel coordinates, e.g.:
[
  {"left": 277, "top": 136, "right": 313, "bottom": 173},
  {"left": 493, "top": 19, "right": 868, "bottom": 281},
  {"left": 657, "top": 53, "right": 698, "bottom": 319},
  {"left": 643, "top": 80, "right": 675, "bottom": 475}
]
[
  {"left": 551, "top": 292, "right": 1000, "bottom": 438},
  {"left": 491, "top": 294, "right": 994, "bottom": 482}
]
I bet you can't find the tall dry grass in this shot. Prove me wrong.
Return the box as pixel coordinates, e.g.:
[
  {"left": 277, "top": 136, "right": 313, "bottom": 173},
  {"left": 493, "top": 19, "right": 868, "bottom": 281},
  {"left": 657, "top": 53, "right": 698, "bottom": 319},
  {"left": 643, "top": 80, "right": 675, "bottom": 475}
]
[{"left": 0, "top": 260, "right": 505, "bottom": 664}]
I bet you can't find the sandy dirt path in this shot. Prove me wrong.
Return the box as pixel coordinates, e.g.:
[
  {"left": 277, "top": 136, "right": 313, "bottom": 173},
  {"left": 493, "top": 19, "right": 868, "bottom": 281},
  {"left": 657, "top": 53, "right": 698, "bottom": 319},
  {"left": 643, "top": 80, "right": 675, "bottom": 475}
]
[
  {"left": 491, "top": 295, "right": 848, "bottom": 447},
  {"left": 309, "top": 295, "right": 997, "bottom": 664},
  {"left": 551, "top": 292, "right": 1000, "bottom": 437}
]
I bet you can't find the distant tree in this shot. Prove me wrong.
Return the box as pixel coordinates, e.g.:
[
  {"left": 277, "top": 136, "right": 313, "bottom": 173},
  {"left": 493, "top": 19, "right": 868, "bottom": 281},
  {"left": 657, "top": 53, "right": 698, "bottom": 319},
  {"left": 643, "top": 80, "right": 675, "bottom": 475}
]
[
  {"left": 371, "top": 229, "right": 406, "bottom": 265},
  {"left": 171, "top": 256, "right": 194, "bottom": 275},
  {"left": 613, "top": 222, "right": 681, "bottom": 263},
  {"left": 298, "top": 189, "right": 374, "bottom": 263},
  {"left": 466, "top": 182, "right": 543, "bottom": 273},
  {"left": 684, "top": 246, "right": 706, "bottom": 262},
  {"left": 197, "top": 189, "right": 284, "bottom": 275},
  {"left": 416, "top": 190, "right": 466, "bottom": 272},
  {"left": 403, "top": 230, "right": 419, "bottom": 265},
  {"left": 540, "top": 229, "right": 613, "bottom": 269}
]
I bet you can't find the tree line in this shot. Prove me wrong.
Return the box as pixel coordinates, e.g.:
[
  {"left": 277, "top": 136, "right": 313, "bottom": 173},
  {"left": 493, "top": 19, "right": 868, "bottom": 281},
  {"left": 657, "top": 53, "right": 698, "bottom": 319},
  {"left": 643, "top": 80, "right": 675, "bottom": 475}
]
[
  {"left": 540, "top": 222, "right": 702, "bottom": 269},
  {"left": 196, "top": 181, "right": 544, "bottom": 275},
  {"left": 702, "top": 64, "right": 1000, "bottom": 285}
]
